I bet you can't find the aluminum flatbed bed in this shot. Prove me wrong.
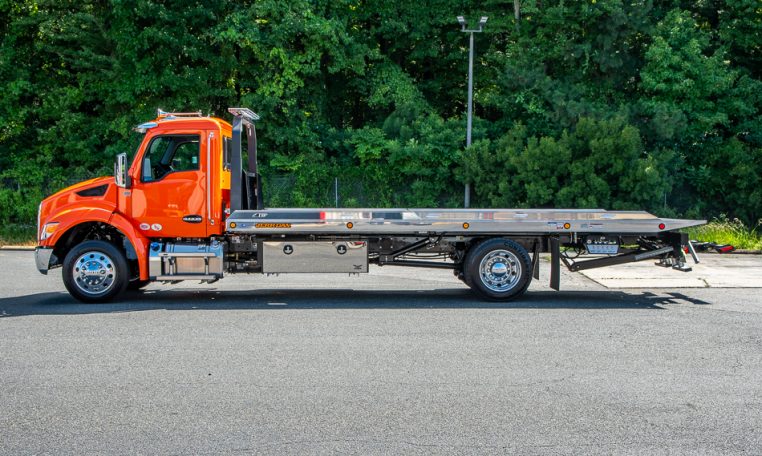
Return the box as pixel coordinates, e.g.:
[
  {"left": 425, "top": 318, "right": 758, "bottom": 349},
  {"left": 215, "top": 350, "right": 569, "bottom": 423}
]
[
  {"left": 226, "top": 208, "right": 704, "bottom": 235},
  {"left": 223, "top": 207, "right": 705, "bottom": 300}
]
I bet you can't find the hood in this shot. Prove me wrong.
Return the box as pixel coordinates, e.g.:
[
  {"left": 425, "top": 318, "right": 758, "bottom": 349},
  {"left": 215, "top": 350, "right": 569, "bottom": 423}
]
[
  {"left": 39, "top": 176, "right": 119, "bottom": 229},
  {"left": 44, "top": 176, "right": 115, "bottom": 201}
]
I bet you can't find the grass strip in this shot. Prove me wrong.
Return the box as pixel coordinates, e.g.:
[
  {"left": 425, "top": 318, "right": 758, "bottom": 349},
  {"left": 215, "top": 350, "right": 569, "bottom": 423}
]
[
  {"left": 684, "top": 217, "right": 762, "bottom": 251},
  {"left": 0, "top": 224, "right": 37, "bottom": 247}
]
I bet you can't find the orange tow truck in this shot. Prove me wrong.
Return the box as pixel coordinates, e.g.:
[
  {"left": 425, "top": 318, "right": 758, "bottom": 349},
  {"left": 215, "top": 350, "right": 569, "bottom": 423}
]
[{"left": 36, "top": 108, "right": 704, "bottom": 303}]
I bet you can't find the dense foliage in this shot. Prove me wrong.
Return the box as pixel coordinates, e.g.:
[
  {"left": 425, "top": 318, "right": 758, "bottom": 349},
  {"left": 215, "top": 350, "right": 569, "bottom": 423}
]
[{"left": 1, "top": 0, "right": 760, "bottom": 227}]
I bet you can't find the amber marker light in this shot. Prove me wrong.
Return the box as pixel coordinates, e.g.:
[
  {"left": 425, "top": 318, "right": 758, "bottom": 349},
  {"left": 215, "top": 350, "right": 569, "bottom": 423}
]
[
  {"left": 40, "top": 222, "right": 59, "bottom": 241},
  {"left": 230, "top": 222, "right": 237, "bottom": 229},
  {"left": 563, "top": 223, "right": 571, "bottom": 229},
  {"left": 463, "top": 222, "right": 470, "bottom": 229},
  {"left": 346, "top": 222, "right": 354, "bottom": 229}
]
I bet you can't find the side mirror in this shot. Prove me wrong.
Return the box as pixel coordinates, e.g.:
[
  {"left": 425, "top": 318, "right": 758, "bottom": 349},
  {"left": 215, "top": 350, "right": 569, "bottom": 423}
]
[{"left": 114, "top": 153, "right": 131, "bottom": 188}]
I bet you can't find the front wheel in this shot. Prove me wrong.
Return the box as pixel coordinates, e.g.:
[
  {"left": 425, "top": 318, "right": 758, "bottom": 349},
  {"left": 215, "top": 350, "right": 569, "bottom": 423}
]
[
  {"left": 464, "top": 238, "right": 532, "bottom": 301},
  {"left": 62, "top": 240, "right": 129, "bottom": 303}
]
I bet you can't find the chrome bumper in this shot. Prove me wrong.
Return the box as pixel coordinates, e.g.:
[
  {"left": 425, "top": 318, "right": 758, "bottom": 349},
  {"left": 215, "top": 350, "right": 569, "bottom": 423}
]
[{"left": 35, "top": 247, "right": 54, "bottom": 274}]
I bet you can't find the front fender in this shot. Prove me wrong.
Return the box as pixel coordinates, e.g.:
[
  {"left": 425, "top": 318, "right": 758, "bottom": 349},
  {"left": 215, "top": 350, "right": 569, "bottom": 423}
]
[
  {"left": 107, "top": 212, "right": 150, "bottom": 280},
  {"left": 42, "top": 208, "right": 151, "bottom": 280},
  {"left": 42, "top": 207, "right": 114, "bottom": 247}
]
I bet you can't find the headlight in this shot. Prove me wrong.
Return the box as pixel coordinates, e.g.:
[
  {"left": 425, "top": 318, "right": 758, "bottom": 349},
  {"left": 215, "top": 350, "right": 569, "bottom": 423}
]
[{"left": 40, "top": 222, "right": 59, "bottom": 241}]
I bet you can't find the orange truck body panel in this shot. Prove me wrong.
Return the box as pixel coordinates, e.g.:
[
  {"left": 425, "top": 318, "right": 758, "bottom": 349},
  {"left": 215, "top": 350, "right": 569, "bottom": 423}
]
[
  {"left": 38, "top": 193, "right": 152, "bottom": 280},
  {"left": 38, "top": 115, "right": 233, "bottom": 280},
  {"left": 124, "top": 117, "right": 232, "bottom": 238},
  {"left": 38, "top": 176, "right": 119, "bottom": 246}
]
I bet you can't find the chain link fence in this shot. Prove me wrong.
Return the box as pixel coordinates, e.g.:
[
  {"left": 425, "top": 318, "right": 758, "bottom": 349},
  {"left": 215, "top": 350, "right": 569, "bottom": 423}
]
[
  {"left": 263, "top": 175, "right": 459, "bottom": 208},
  {"left": 264, "top": 175, "right": 379, "bottom": 208}
]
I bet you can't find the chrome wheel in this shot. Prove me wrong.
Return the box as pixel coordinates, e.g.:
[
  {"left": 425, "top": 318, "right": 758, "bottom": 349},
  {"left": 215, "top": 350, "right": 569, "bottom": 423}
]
[
  {"left": 478, "top": 249, "right": 522, "bottom": 293},
  {"left": 72, "top": 251, "right": 116, "bottom": 295}
]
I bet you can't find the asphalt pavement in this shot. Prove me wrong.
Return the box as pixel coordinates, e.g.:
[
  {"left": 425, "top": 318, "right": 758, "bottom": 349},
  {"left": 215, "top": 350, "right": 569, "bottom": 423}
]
[{"left": 1, "top": 250, "right": 761, "bottom": 455}]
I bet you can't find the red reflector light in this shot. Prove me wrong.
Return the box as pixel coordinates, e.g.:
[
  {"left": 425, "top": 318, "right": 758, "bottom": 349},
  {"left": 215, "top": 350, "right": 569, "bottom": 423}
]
[
  {"left": 320, "top": 211, "right": 326, "bottom": 220},
  {"left": 658, "top": 223, "right": 666, "bottom": 230}
]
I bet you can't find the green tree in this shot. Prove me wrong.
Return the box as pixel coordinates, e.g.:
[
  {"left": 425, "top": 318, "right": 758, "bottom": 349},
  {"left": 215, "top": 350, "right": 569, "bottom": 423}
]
[{"left": 0, "top": 1, "right": 760, "bottom": 228}]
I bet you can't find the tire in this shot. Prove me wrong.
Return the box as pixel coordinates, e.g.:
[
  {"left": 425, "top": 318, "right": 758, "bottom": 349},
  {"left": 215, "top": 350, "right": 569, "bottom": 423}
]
[
  {"left": 127, "top": 279, "right": 150, "bottom": 291},
  {"left": 464, "top": 238, "right": 532, "bottom": 301},
  {"left": 62, "top": 240, "right": 129, "bottom": 303}
]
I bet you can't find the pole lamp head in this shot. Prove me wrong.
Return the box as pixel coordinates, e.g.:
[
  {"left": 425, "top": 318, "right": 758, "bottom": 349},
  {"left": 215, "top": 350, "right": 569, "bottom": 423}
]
[
  {"left": 478, "top": 16, "right": 488, "bottom": 30},
  {"left": 457, "top": 16, "right": 466, "bottom": 28}
]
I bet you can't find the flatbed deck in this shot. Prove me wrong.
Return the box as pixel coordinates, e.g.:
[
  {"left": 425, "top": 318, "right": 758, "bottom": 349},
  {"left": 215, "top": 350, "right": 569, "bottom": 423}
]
[{"left": 226, "top": 208, "right": 704, "bottom": 235}]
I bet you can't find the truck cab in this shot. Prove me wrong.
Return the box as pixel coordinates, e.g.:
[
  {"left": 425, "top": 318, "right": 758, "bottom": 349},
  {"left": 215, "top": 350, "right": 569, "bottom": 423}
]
[
  {"left": 120, "top": 113, "right": 231, "bottom": 238},
  {"left": 36, "top": 109, "right": 250, "bottom": 301}
]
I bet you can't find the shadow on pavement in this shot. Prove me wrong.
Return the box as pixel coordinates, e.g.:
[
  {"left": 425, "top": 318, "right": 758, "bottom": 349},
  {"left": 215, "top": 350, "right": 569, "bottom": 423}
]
[{"left": 0, "top": 288, "right": 711, "bottom": 318}]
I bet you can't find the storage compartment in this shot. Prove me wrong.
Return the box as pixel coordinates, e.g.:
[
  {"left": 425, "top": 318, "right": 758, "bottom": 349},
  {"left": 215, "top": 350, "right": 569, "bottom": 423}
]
[
  {"left": 149, "top": 241, "right": 224, "bottom": 280},
  {"left": 262, "top": 241, "right": 368, "bottom": 273}
]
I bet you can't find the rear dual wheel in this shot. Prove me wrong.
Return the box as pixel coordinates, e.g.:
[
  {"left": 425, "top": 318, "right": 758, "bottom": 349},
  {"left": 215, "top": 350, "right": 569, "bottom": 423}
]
[{"left": 464, "top": 238, "right": 532, "bottom": 301}]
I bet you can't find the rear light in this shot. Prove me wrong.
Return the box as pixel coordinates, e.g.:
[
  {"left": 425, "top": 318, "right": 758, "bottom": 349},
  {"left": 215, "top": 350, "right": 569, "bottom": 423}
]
[{"left": 658, "top": 223, "right": 666, "bottom": 230}]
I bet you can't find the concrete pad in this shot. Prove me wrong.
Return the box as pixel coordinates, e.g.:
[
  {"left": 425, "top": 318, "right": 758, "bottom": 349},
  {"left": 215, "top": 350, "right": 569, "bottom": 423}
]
[{"left": 580, "top": 253, "right": 762, "bottom": 288}]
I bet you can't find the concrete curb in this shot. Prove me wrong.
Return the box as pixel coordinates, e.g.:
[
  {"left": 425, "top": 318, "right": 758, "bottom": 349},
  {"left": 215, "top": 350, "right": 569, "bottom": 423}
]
[{"left": 0, "top": 246, "right": 36, "bottom": 251}]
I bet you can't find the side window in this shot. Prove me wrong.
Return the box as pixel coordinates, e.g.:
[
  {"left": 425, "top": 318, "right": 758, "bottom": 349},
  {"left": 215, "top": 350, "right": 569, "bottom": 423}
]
[
  {"left": 141, "top": 135, "right": 200, "bottom": 182},
  {"left": 223, "top": 137, "right": 232, "bottom": 170}
]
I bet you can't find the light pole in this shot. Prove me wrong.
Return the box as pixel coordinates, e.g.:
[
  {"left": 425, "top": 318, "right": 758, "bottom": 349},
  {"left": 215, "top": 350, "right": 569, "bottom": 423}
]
[{"left": 457, "top": 15, "right": 487, "bottom": 208}]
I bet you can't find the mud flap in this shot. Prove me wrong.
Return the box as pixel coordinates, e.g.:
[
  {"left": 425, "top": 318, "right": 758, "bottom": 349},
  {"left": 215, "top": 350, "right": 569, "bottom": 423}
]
[
  {"left": 532, "top": 241, "right": 540, "bottom": 280},
  {"left": 550, "top": 237, "right": 560, "bottom": 291}
]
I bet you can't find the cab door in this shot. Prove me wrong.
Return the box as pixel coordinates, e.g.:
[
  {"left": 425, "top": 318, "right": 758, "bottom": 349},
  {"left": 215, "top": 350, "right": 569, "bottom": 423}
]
[{"left": 130, "top": 130, "right": 209, "bottom": 238}]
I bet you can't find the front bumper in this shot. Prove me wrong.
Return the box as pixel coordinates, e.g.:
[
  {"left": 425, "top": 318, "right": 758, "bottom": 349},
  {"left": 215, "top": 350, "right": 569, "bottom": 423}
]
[{"left": 35, "top": 247, "right": 54, "bottom": 274}]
